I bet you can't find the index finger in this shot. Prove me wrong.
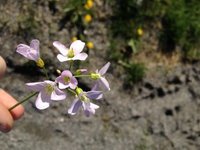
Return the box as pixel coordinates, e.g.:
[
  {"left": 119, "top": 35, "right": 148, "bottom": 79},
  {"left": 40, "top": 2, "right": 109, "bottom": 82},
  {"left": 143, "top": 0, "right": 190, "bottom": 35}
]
[{"left": 0, "top": 89, "right": 24, "bottom": 120}]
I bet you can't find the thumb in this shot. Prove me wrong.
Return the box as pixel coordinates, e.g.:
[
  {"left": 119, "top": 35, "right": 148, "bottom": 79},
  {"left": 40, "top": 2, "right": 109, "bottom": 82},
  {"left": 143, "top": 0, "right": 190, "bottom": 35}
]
[
  {"left": 0, "top": 56, "right": 6, "bottom": 79},
  {"left": 0, "top": 104, "right": 13, "bottom": 132}
]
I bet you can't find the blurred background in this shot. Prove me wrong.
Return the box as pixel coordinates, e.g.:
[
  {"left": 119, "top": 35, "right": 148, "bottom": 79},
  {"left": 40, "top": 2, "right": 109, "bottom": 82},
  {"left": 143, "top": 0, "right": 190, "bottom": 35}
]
[{"left": 0, "top": 0, "right": 200, "bottom": 149}]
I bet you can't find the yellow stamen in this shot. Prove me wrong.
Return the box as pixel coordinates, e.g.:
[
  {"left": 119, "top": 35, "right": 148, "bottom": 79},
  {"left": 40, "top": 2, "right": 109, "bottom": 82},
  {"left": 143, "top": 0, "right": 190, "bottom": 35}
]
[
  {"left": 67, "top": 49, "right": 74, "bottom": 58},
  {"left": 45, "top": 84, "right": 54, "bottom": 95},
  {"left": 63, "top": 76, "right": 70, "bottom": 84}
]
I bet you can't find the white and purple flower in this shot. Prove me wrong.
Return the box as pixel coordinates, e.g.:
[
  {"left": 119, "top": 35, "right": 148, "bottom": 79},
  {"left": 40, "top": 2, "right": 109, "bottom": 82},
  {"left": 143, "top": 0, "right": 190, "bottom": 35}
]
[
  {"left": 91, "top": 62, "right": 111, "bottom": 91},
  {"left": 16, "top": 39, "right": 44, "bottom": 68},
  {"left": 56, "top": 70, "right": 78, "bottom": 89},
  {"left": 53, "top": 40, "right": 88, "bottom": 62},
  {"left": 26, "top": 80, "right": 66, "bottom": 110},
  {"left": 68, "top": 88, "right": 103, "bottom": 117}
]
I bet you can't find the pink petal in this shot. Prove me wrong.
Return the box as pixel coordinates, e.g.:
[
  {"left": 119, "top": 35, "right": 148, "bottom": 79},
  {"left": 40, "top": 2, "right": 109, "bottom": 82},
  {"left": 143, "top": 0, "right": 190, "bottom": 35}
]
[
  {"left": 53, "top": 41, "right": 68, "bottom": 55},
  {"left": 90, "top": 102, "right": 99, "bottom": 110},
  {"left": 57, "top": 54, "right": 69, "bottom": 62},
  {"left": 70, "top": 40, "right": 85, "bottom": 55},
  {"left": 69, "top": 77, "right": 78, "bottom": 89},
  {"left": 68, "top": 98, "right": 82, "bottom": 115},
  {"left": 99, "top": 77, "right": 110, "bottom": 91},
  {"left": 99, "top": 62, "right": 110, "bottom": 75},
  {"left": 26, "top": 82, "right": 45, "bottom": 91},
  {"left": 61, "top": 70, "right": 73, "bottom": 78},
  {"left": 16, "top": 44, "right": 39, "bottom": 61},
  {"left": 73, "top": 53, "right": 88, "bottom": 61},
  {"left": 51, "top": 88, "right": 66, "bottom": 101},
  {"left": 58, "top": 82, "right": 69, "bottom": 89},
  {"left": 83, "top": 102, "right": 99, "bottom": 117},
  {"left": 30, "top": 39, "right": 40, "bottom": 53},
  {"left": 35, "top": 92, "right": 50, "bottom": 110},
  {"left": 85, "top": 91, "right": 103, "bottom": 100}
]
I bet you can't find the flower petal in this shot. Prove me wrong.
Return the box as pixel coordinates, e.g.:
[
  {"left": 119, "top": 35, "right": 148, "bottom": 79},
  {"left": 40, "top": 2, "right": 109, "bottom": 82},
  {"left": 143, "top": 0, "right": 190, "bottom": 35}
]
[
  {"left": 68, "top": 98, "right": 82, "bottom": 115},
  {"left": 69, "top": 77, "right": 78, "bottom": 89},
  {"left": 99, "top": 77, "right": 110, "bottom": 91},
  {"left": 99, "top": 62, "right": 110, "bottom": 75},
  {"left": 73, "top": 53, "right": 88, "bottom": 61},
  {"left": 16, "top": 44, "right": 39, "bottom": 61},
  {"left": 58, "top": 82, "right": 69, "bottom": 89},
  {"left": 51, "top": 87, "right": 66, "bottom": 101},
  {"left": 57, "top": 54, "right": 68, "bottom": 62},
  {"left": 35, "top": 92, "right": 50, "bottom": 110},
  {"left": 83, "top": 102, "right": 99, "bottom": 117},
  {"left": 53, "top": 41, "right": 68, "bottom": 56},
  {"left": 61, "top": 70, "right": 72, "bottom": 78},
  {"left": 26, "top": 82, "right": 45, "bottom": 91},
  {"left": 86, "top": 91, "right": 103, "bottom": 100},
  {"left": 70, "top": 40, "right": 85, "bottom": 54},
  {"left": 30, "top": 39, "right": 40, "bottom": 53},
  {"left": 92, "top": 82, "right": 100, "bottom": 91}
]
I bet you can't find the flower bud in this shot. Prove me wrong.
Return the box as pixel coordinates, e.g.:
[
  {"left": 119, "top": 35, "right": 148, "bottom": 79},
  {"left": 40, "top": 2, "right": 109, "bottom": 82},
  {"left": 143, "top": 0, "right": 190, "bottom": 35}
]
[
  {"left": 75, "top": 87, "right": 83, "bottom": 95},
  {"left": 36, "top": 58, "right": 45, "bottom": 68},
  {"left": 90, "top": 73, "right": 101, "bottom": 80}
]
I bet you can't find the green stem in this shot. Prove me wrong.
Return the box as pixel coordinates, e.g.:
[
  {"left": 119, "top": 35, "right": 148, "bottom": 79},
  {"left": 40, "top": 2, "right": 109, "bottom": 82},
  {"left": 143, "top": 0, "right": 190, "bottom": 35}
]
[
  {"left": 69, "top": 60, "right": 73, "bottom": 71},
  {"left": 74, "top": 74, "right": 91, "bottom": 78},
  {"left": 9, "top": 92, "right": 38, "bottom": 111},
  {"left": 67, "top": 88, "right": 77, "bottom": 96},
  {"left": 43, "top": 66, "right": 49, "bottom": 79}
]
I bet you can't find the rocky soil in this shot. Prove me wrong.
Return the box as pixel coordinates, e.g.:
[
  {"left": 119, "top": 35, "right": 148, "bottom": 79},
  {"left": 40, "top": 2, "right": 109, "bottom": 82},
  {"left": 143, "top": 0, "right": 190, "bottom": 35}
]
[{"left": 0, "top": 1, "right": 200, "bottom": 150}]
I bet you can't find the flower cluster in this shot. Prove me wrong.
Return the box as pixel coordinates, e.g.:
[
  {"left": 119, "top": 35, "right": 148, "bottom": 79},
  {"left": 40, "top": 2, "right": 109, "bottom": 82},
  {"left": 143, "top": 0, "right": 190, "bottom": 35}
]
[{"left": 15, "top": 39, "right": 110, "bottom": 117}]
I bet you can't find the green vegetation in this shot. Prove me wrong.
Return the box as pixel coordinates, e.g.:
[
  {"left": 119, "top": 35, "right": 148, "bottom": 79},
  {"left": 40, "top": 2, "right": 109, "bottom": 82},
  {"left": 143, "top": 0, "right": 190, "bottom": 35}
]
[{"left": 108, "top": 0, "right": 200, "bottom": 84}]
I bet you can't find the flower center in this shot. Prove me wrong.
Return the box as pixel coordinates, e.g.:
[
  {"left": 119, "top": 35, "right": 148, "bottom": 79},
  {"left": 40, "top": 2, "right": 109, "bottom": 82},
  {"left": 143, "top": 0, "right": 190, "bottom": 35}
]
[
  {"left": 45, "top": 84, "right": 54, "bottom": 95},
  {"left": 90, "top": 73, "right": 101, "bottom": 80},
  {"left": 67, "top": 49, "right": 74, "bottom": 58},
  {"left": 63, "top": 76, "right": 70, "bottom": 84}
]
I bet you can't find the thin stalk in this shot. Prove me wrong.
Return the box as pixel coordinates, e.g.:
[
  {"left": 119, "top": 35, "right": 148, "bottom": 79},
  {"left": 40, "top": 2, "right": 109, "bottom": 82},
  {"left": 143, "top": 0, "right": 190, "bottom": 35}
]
[
  {"left": 43, "top": 66, "right": 49, "bottom": 79},
  {"left": 9, "top": 92, "right": 38, "bottom": 111},
  {"left": 69, "top": 60, "right": 73, "bottom": 71},
  {"left": 74, "top": 74, "right": 91, "bottom": 78},
  {"left": 67, "top": 88, "right": 77, "bottom": 96}
]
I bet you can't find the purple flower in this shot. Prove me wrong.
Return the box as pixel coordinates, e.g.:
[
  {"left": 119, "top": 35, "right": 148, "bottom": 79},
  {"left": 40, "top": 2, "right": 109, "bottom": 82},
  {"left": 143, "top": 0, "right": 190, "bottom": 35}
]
[
  {"left": 16, "top": 39, "right": 44, "bottom": 68},
  {"left": 68, "top": 88, "right": 103, "bottom": 117},
  {"left": 26, "top": 80, "right": 66, "bottom": 110},
  {"left": 56, "top": 70, "right": 78, "bottom": 89},
  {"left": 53, "top": 40, "right": 88, "bottom": 62},
  {"left": 92, "top": 62, "right": 111, "bottom": 91}
]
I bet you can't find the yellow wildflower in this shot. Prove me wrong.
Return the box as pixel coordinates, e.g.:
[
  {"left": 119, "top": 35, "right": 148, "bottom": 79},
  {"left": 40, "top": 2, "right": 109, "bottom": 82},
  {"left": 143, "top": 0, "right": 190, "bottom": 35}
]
[
  {"left": 86, "top": 41, "right": 94, "bottom": 49},
  {"left": 84, "top": 14, "right": 92, "bottom": 23},
  {"left": 84, "top": 0, "right": 94, "bottom": 10},
  {"left": 137, "top": 27, "right": 144, "bottom": 36}
]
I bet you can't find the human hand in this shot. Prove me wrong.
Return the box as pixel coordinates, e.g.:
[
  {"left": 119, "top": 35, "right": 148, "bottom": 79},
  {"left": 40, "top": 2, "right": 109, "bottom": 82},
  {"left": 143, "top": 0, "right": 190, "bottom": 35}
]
[{"left": 0, "top": 56, "right": 24, "bottom": 132}]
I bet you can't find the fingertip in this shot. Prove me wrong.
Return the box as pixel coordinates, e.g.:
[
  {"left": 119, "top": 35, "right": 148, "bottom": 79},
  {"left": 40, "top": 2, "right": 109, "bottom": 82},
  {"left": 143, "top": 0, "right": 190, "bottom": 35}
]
[
  {"left": 0, "top": 89, "right": 25, "bottom": 120},
  {"left": 0, "top": 104, "right": 13, "bottom": 133},
  {"left": 10, "top": 105, "right": 25, "bottom": 120},
  {"left": 0, "top": 56, "right": 6, "bottom": 79}
]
